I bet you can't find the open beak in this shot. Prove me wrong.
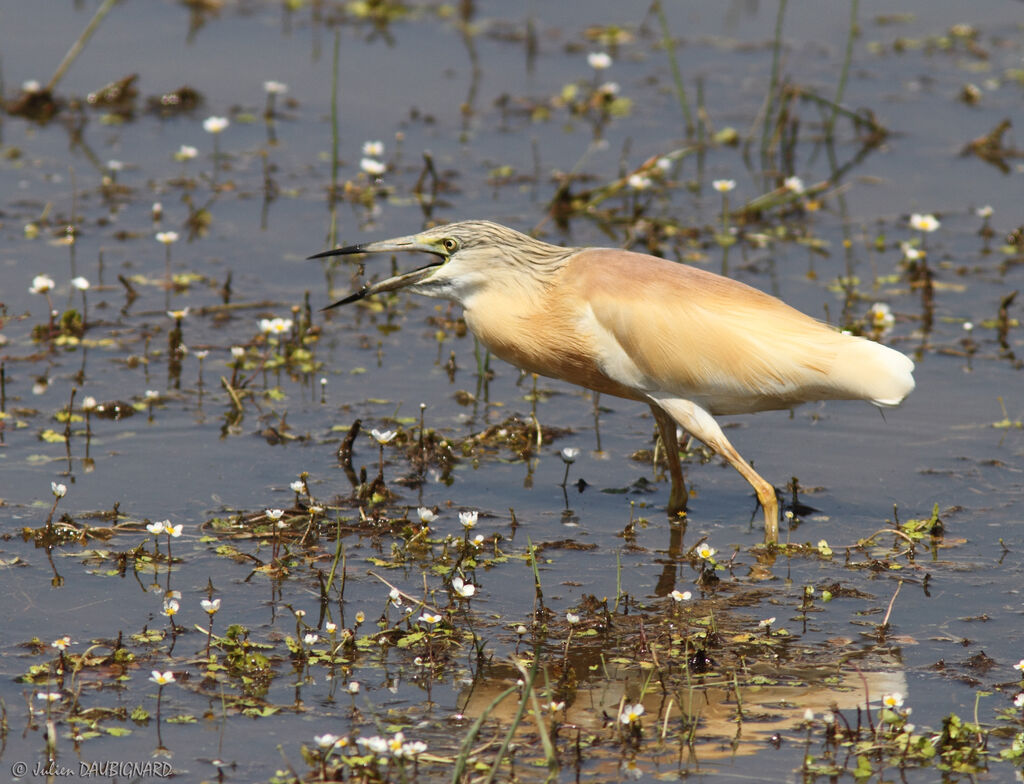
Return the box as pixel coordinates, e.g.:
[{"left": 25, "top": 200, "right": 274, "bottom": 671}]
[{"left": 308, "top": 235, "right": 446, "bottom": 309}]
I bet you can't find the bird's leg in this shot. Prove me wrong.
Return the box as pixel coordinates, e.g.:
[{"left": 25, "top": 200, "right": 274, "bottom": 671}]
[
  {"left": 652, "top": 398, "right": 779, "bottom": 544},
  {"left": 649, "top": 403, "right": 688, "bottom": 516}
]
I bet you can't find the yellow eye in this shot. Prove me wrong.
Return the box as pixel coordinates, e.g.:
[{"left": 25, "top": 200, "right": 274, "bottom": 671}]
[{"left": 442, "top": 238, "right": 458, "bottom": 253}]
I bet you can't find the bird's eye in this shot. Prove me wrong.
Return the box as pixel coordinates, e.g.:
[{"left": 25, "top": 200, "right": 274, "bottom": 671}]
[{"left": 442, "top": 238, "right": 458, "bottom": 253}]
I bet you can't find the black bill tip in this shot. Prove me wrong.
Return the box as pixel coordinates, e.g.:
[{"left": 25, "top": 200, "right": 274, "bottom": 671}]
[
  {"left": 308, "top": 244, "right": 364, "bottom": 260},
  {"left": 321, "top": 287, "right": 370, "bottom": 310}
]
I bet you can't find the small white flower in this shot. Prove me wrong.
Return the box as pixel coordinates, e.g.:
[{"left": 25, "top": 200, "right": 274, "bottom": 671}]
[
  {"left": 37, "top": 691, "right": 62, "bottom": 702},
  {"left": 315, "top": 733, "right": 340, "bottom": 749},
  {"left": 201, "top": 598, "right": 221, "bottom": 614},
  {"left": 51, "top": 636, "right": 73, "bottom": 651},
  {"left": 1014, "top": 659, "right": 1024, "bottom": 673},
  {"left": 868, "top": 302, "right": 895, "bottom": 330},
  {"left": 784, "top": 176, "right": 804, "bottom": 193},
  {"left": 30, "top": 275, "right": 55, "bottom": 294},
  {"left": 882, "top": 692, "right": 904, "bottom": 709},
  {"left": 82, "top": 396, "right": 98, "bottom": 411},
  {"left": 167, "top": 307, "right": 190, "bottom": 320},
  {"left": 107, "top": 159, "right": 123, "bottom": 172},
  {"left": 670, "top": 590, "right": 691, "bottom": 602},
  {"left": 803, "top": 708, "right": 815, "bottom": 722},
  {"left": 758, "top": 616, "right": 776, "bottom": 628},
  {"left": 963, "top": 321, "right": 974, "bottom": 332},
  {"left": 371, "top": 428, "right": 396, "bottom": 444},
  {"left": 362, "top": 140, "right": 385, "bottom": 157},
  {"left": 566, "top": 612, "right": 580, "bottom": 625},
  {"left": 303, "top": 633, "right": 319, "bottom": 645},
  {"left": 597, "top": 81, "right": 620, "bottom": 97},
  {"left": 419, "top": 613, "right": 441, "bottom": 624},
  {"left": 587, "top": 52, "right": 612, "bottom": 70},
  {"left": 145, "top": 390, "right": 160, "bottom": 401},
  {"left": 976, "top": 205, "right": 993, "bottom": 218},
  {"left": 176, "top": 144, "right": 198, "bottom": 161},
  {"left": 389, "top": 587, "right": 402, "bottom": 605},
  {"left": 712, "top": 179, "right": 736, "bottom": 193},
  {"left": 290, "top": 480, "right": 305, "bottom": 493},
  {"left": 459, "top": 510, "right": 478, "bottom": 529},
  {"left": 203, "top": 116, "right": 229, "bottom": 134},
  {"left": 22, "top": 79, "right": 42, "bottom": 93},
  {"left": 399, "top": 740, "right": 427, "bottom": 758},
  {"left": 560, "top": 447, "right": 580, "bottom": 463},
  {"left": 155, "top": 231, "right": 179, "bottom": 245},
  {"left": 147, "top": 521, "right": 166, "bottom": 535},
  {"left": 162, "top": 599, "right": 180, "bottom": 617},
  {"left": 1014, "top": 693, "right": 1024, "bottom": 708},
  {"left": 452, "top": 577, "right": 476, "bottom": 598},
  {"left": 165, "top": 523, "right": 183, "bottom": 537},
  {"left": 417, "top": 507, "right": 437, "bottom": 524},
  {"left": 357, "top": 735, "right": 388, "bottom": 754},
  {"left": 909, "top": 213, "right": 939, "bottom": 232},
  {"left": 627, "top": 174, "right": 652, "bottom": 190},
  {"left": 71, "top": 276, "right": 90, "bottom": 291},
  {"left": 230, "top": 346, "right": 246, "bottom": 358},
  {"left": 149, "top": 670, "right": 175, "bottom": 685},
  {"left": 50, "top": 481, "right": 67, "bottom": 498},
  {"left": 347, "top": 681, "right": 360, "bottom": 694},
  {"left": 899, "top": 241, "right": 923, "bottom": 261},
  {"left": 619, "top": 703, "right": 644, "bottom": 724},
  {"left": 325, "top": 621, "right": 337, "bottom": 633},
  {"left": 266, "top": 508, "right": 285, "bottom": 521},
  {"left": 194, "top": 349, "right": 209, "bottom": 359},
  {"left": 471, "top": 534, "right": 484, "bottom": 547},
  {"left": 360, "top": 157, "right": 386, "bottom": 176},
  {"left": 263, "top": 80, "right": 288, "bottom": 95},
  {"left": 259, "top": 317, "right": 293, "bottom": 335},
  {"left": 696, "top": 543, "right": 715, "bottom": 560}
]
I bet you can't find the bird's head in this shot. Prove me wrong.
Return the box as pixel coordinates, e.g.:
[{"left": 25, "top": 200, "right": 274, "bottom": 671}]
[{"left": 310, "top": 220, "right": 573, "bottom": 309}]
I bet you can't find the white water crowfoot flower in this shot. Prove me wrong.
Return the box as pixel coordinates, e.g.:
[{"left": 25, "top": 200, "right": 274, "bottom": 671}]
[
  {"left": 619, "top": 703, "right": 645, "bottom": 724},
  {"left": 1013, "top": 659, "right": 1024, "bottom": 674},
  {"left": 417, "top": 507, "right": 437, "bottom": 524},
  {"left": 203, "top": 116, "right": 229, "bottom": 134},
  {"left": 868, "top": 302, "right": 895, "bottom": 332},
  {"left": 31, "top": 274, "right": 55, "bottom": 294},
  {"left": 696, "top": 543, "right": 715, "bottom": 560},
  {"left": 50, "top": 481, "right": 67, "bottom": 498},
  {"left": 560, "top": 446, "right": 580, "bottom": 486},
  {"left": 459, "top": 510, "right": 478, "bottom": 530},
  {"left": 627, "top": 173, "right": 652, "bottom": 191},
  {"left": 314, "top": 733, "right": 340, "bottom": 750},
  {"left": 360, "top": 157, "right": 385, "bottom": 176},
  {"left": 201, "top": 598, "right": 221, "bottom": 614},
  {"left": 565, "top": 611, "right": 581, "bottom": 625},
  {"left": 882, "top": 692, "right": 904, "bottom": 709},
  {"left": 784, "top": 176, "right": 804, "bottom": 194},
  {"left": 155, "top": 231, "right": 179, "bottom": 245},
  {"left": 259, "top": 317, "right": 293, "bottom": 336},
  {"left": 370, "top": 428, "right": 396, "bottom": 444},
  {"left": 587, "top": 52, "right": 612, "bottom": 70},
  {"left": 712, "top": 179, "right": 736, "bottom": 193},
  {"left": 362, "top": 140, "right": 384, "bottom": 157},
  {"left": 669, "top": 590, "right": 691, "bottom": 603},
  {"left": 909, "top": 213, "right": 940, "bottom": 233},
  {"left": 451, "top": 576, "right": 476, "bottom": 598},
  {"left": 149, "top": 671, "right": 175, "bottom": 686}
]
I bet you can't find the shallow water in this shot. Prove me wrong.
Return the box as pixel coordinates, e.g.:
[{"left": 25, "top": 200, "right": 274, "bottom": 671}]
[{"left": 0, "top": 1, "right": 1022, "bottom": 781}]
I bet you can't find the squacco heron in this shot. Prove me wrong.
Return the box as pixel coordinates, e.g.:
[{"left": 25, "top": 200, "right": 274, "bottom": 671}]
[{"left": 311, "top": 220, "right": 915, "bottom": 543}]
